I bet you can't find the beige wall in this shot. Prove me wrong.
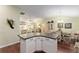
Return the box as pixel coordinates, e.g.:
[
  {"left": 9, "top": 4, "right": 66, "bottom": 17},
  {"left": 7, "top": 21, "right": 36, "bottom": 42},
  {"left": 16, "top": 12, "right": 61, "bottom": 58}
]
[
  {"left": 0, "top": 6, "right": 20, "bottom": 48},
  {"left": 51, "top": 16, "right": 79, "bottom": 33}
]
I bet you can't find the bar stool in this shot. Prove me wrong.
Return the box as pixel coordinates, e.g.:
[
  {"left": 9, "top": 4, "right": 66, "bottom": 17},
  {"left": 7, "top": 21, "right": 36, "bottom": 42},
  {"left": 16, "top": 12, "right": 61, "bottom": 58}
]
[{"left": 74, "top": 42, "right": 79, "bottom": 53}]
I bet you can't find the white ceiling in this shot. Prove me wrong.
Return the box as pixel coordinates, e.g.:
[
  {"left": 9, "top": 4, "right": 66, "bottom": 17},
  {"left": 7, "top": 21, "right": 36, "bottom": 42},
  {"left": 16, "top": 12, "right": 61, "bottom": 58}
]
[{"left": 15, "top": 5, "right": 79, "bottom": 18}]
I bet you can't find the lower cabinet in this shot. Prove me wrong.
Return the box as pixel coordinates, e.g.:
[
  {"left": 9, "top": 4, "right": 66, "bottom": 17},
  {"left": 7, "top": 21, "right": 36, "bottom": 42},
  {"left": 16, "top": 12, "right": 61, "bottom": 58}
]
[{"left": 20, "top": 37, "right": 57, "bottom": 53}]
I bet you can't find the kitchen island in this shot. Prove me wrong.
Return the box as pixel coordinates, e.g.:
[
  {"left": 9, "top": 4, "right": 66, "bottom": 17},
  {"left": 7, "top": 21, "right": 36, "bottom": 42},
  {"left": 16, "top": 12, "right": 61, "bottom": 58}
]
[{"left": 18, "top": 33, "right": 58, "bottom": 53}]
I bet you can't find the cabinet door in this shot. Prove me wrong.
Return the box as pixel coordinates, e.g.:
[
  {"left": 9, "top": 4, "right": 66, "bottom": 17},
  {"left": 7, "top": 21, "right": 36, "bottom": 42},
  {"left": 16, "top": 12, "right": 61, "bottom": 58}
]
[
  {"left": 34, "top": 37, "right": 42, "bottom": 50},
  {"left": 26, "top": 38, "right": 36, "bottom": 53},
  {"left": 20, "top": 39, "right": 27, "bottom": 53},
  {"left": 26, "top": 37, "right": 44, "bottom": 53},
  {"left": 43, "top": 38, "right": 57, "bottom": 53}
]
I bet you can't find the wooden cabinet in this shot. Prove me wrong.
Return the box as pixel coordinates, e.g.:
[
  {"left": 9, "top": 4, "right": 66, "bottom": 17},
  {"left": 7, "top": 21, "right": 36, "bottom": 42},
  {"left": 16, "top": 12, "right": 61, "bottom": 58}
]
[{"left": 20, "top": 36, "right": 57, "bottom": 53}]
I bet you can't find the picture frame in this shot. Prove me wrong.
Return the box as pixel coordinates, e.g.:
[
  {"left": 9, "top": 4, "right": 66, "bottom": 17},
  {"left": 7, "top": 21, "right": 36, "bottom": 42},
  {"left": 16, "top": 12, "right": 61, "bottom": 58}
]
[
  {"left": 57, "top": 23, "right": 63, "bottom": 28},
  {"left": 65, "top": 23, "right": 72, "bottom": 29}
]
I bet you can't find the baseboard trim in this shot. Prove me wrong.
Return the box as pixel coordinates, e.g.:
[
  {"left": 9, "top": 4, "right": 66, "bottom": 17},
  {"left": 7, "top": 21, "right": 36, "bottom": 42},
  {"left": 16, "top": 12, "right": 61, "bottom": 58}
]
[{"left": 0, "top": 41, "right": 20, "bottom": 48}]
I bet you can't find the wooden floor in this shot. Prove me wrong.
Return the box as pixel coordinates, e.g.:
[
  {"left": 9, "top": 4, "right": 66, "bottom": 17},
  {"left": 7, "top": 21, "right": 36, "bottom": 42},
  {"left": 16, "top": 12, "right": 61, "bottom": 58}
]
[
  {"left": 0, "top": 43, "right": 20, "bottom": 53},
  {"left": 57, "top": 41, "right": 74, "bottom": 53},
  {"left": 0, "top": 42, "right": 75, "bottom": 53}
]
